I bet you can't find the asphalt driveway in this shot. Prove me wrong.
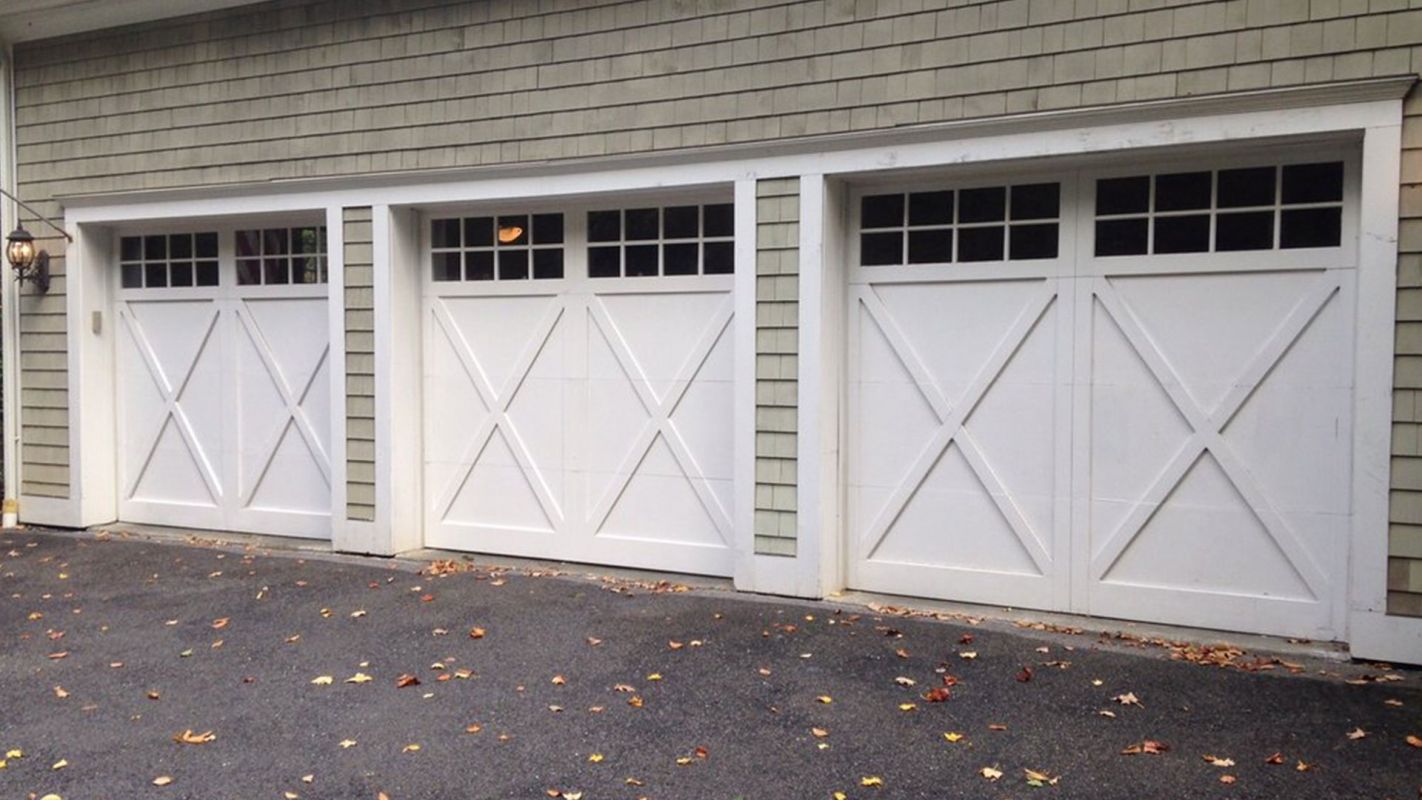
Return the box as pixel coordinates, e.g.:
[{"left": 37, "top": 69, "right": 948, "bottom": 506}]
[{"left": 1, "top": 528, "right": 1419, "bottom": 799}]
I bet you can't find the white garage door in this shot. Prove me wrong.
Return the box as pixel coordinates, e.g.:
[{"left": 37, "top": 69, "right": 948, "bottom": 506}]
[
  {"left": 423, "top": 201, "right": 736, "bottom": 576},
  {"left": 116, "top": 225, "right": 333, "bottom": 539},
  {"left": 847, "top": 152, "right": 1357, "bottom": 639}
]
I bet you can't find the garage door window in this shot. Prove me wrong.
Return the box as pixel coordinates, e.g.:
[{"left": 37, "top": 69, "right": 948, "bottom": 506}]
[
  {"left": 430, "top": 214, "right": 565, "bottom": 282},
  {"left": 1094, "top": 161, "right": 1344, "bottom": 256},
  {"left": 586, "top": 203, "right": 734, "bottom": 278},
  {"left": 237, "top": 227, "right": 328, "bottom": 285},
  {"left": 119, "top": 233, "right": 220, "bottom": 289},
  {"left": 859, "top": 182, "right": 1061, "bottom": 266}
]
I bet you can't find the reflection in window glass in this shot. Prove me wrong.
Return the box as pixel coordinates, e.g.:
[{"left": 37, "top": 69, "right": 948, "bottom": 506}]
[
  {"left": 119, "top": 232, "right": 222, "bottom": 290},
  {"left": 237, "top": 226, "right": 328, "bottom": 285},
  {"left": 430, "top": 213, "right": 564, "bottom": 282},
  {"left": 858, "top": 182, "right": 1060, "bottom": 266},
  {"left": 585, "top": 202, "right": 735, "bottom": 278}
]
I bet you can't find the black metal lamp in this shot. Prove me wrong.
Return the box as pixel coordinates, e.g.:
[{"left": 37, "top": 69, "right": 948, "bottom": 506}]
[
  {"left": 5, "top": 225, "right": 47, "bottom": 293},
  {"left": 0, "top": 188, "right": 71, "bottom": 294}
]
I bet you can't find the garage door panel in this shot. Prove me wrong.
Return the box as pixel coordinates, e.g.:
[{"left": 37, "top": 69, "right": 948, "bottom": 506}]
[
  {"left": 596, "top": 433, "right": 729, "bottom": 549},
  {"left": 444, "top": 428, "right": 558, "bottom": 532}
]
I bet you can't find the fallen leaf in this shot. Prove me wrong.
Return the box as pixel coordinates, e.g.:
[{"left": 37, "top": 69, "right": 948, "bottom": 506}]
[
  {"left": 816, "top": 695, "right": 833, "bottom": 704},
  {"left": 310, "top": 676, "right": 333, "bottom": 685},
  {"left": 1265, "top": 752, "right": 1285, "bottom": 765},
  {"left": 1295, "top": 760, "right": 1312, "bottom": 772},
  {"left": 1098, "top": 709, "right": 1116, "bottom": 718},
  {"left": 668, "top": 641, "right": 684, "bottom": 650},
  {"left": 921, "top": 687, "right": 951, "bottom": 703},
  {"left": 147, "top": 690, "right": 161, "bottom": 700},
  {"left": 345, "top": 673, "right": 372, "bottom": 684},
  {"left": 860, "top": 776, "right": 884, "bottom": 787},
  {"left": 469, "top": 627, "right": 486, "bottom": 639},
  {"left": 1025, "top": 768, "right": 1058, "bottom": 786},
  {"left": 395, "top": 674, "right": 420, "bottom": 688},
  {"left": 646, "top": 673, "right": 662, "bottom": 681},
  {"left": 52, "top": 758, "right": 68, "bottom": 770},
  {"left": 1346, "top": 727, "right": 1367, "bottom": 740},
  {"left": 211, "top": 618, "right": 229, "bottom": 629},
  {"left": 586, "top": 637, "right": 602, "bottom": 646},
  {"left": 338, "top": 739, "right": 357, "bottom": 749},
  {"left": 988, "top": 723, "right": 1008, "bottom": 731},
  {"left": 894, "top": 676, "right": 916, "bottom": 687},
  {"left": 173, "top": 730, "right": 216, "bottom": 745},
  {"left": 1220, "top": 775, "right": 1236, "bottom": 784},
  {"left": 959, "top": 634, "right": 975, "bottom": 644},
  {"left": 465, "top": 724, "right": 482, "bottom": 734},
  {"left": 898, "top": 703, "right": 916, "bottom": 711},
  {"left": 627, "top": 695, "right": 644, "bottom": 708},
  {"left": 1407, "top": 735, "right": 1422, "bottom": 749},
  {"left": 943, "top": 732, "right": 964, "bottom": 743},
  {"left": 1121, "top": 740, "right": 1169, "bottom": 755},
  {"left": 551, "top": 675, "right": 566, "bottom": 685},
  {"left": 980, "top": 766, "right": 1003, "bottom": 782},
  {"left": 53, "top": 685, "right": 69, "bottom": 699},
  {"left": 152, "top": 776, "right": 173, "bottom": 786},
  {"left": 301, "top": 775, "right": 313, "bottom": 783},
  {"left": 811, "top": 727, "right": 829, "bottom": 738},
  {"left": 1203, "top": 755, "right": 1235, "bottom": 768},
  {"left": 588, "top": 753, "right": 604, "bottom": 763},
  {"left": 1113, "top": 692, "right": 1142, "bottom": 707},
  {"left": 1016, "top": 666, "right": 1033, "bottom": 682},
  {"left": 401, "top": 744, "right": 420, "bottom": 753},
  {"left": 959, "top": 651, "right": 978, "bottom": 660}
]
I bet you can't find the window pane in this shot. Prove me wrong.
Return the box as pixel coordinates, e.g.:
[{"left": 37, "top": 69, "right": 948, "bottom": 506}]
[
  {"left": 959, "top": 187, "right": 1006, "bottom": 223},
  {"left": 1215, "top": 211, "right": 1274, "bottom": 251},
  {"left": 588, "top": 211, "right": 621, "bottom": 242},
  {"left": 861, "top": 194, "right": 904, "bottom": 228},
  {"left": 1217, "top": 167, "right": 1276, "bottom": 208},
  {"left": 464, "top": 251, "right": 494, "bottom": 281},
  {"left": 703, "top": 241, "right": 734, "bottom": 274},
  {"left": 1009, "top": 223, "right": 1059, "bottom": 260},
  {"left": 625, "top": 244, "right": 659, "bottom": 276},
  {"left": 294, "top": 256, "right": 321, "bottom": 283},
  {"left": 120, "top": 236, "right": 142, "bottom": 262},
  {"left": 431, "top": 219, "right": 461, "bottom": 248},
  {"left": 625, "top": 209, "right": 659, "bottom": 241},
  {"left": 498, "top": 249, "right": 529, "bottom": 280},
  {"left": 144, "top": 236, "right": 167, "bottom": 260},
  {"left": 957, "top": 226, "right": 1005, "bottom": 261},
  {"left": 195, "top": 261, "right": 219, "bottom": 287},
  {"left": 663, "top": 243, "right": 698, "bottom": 275},
  {"left": 170, "top": 261, "right": 194, "bottom": 287},
  {"left": 121, "top": 263, "right": 142, "bottom": 288},
  {"left": 1282, "top": 162, "right": 1344, "bottom": 204},
  {"left": 532, "top": 214, "right": 563, "bottom": 245},
  {"left": 497, "top": 215, "right": 529, "bottom": 246},
  {"left": 236, "top": 229, "right": 261, "bottom": 258},
  {"left": 1010, "top": 183, "right": 1060, "bottom": 221},
  {"left": 195, "top": 232, "right": 219, "bottom": 259},
  {"left": 294, "top": 227, "right": 321, "bottom": 254},
  {"left": 860, "top": 232, "right": 902, "bottom": 266},
  {"left": 1096, "top": 176, "right": 1149, "bottom": 215},
  {"left": 145, "top": 262, "right": 167, "bottom": 287},
  {"left": 169, "top": 234, "right": 193, "bottom": 260},
  {"left": 237, "top": 259, "right": 262, "bottom": 285},
  {"left": 264, "top": 257, "right": 290, "bottom": 284},
  {"left": 663, "top": 206, "right": 699, "bottom": 239},
  {"left": 1153, "top": 215, "right": 1210, "bottom": 253},
  {"left": 1154, "top": 172, "right": 1212, "bottom": 211},
  {"left": 264, "top": 228, "right": 289, "bottom": 255},
  {"left": 908, "top": 191, "right": 953, "bottom": 226},
  {"left": 703, "top": 203, "right": 734, "bottom": 237},
  {"left": 1095, "top": 218, "right": 1148, "bottom": 256},
  {"left": 907, "top": 229, "right": 952, "bottom": 264},
  {"left": 1280, "top": 207, "right": 1342, "bottom": 248},
  {"left": 464, "top": 217, "right": 493, "bottom": 248},
  {"left": 589, "top": 246, "right": 621, "bottom": 277},
  {"left": 532, "top": 249, "right": 564, "bottom": 279}
]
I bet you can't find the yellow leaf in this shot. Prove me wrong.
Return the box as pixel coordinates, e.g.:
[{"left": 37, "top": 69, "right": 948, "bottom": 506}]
[
  {"left": 401, "top": 744, "right": 420, "bottom": 753},
  {"left": 52, "top": 758, "right": 69, "bottom": 770},
  {"left": 861, "top": 776, "right": 884, "bottom": 787},
  {"left": 339, "top": 739, "right": 357, "bottom": 749},
  {"left": 301, "top": 775, "right": 314, "bottom": 783},
  {"left": 152, "top": 776, "right": 173, "bottom": 786},
  {"left": 564, "top": 793, "right": 583, "bottom": 800},
  {"left": 816, "top": 695, "right": 833, "bottom": 704},
  {"left": 898, "top": 703, "right": 916, "bottom": 711},
  {"left": 980, "top": 767, "right": 1003, "bottom": 782},
  {"left": 4, "top": 749, "right": 21, "bottom": 759},
  {"left": 284, "top": 793, "right": 299, "bottom": 799},
  {"left": 834, "top": 794, "right": 847, "bottom": 800},
  {"left": 646, "top": 673, "right": 662, "bottom": 681},
  {"left": 959, "top": 651, "right": 978, "bottom": 660},
  {"left": 40, "top": 795, "right": 62, "bottom": 800},
  {"left": 310, "top": 676, "right": 334, "bottom": 685},
  {"left": 944, "top": 732, "right": 964, "bottom": 743},
  {"left": 345, "top": 673, "right": 372, "bottom": 684},
  {"left": 173, "top": 730, "right": 216, "bottom": 745},
  {"left": 587, "top": 753, "right": 604, "bottom": 763},
  {"left": 676, "top": 757, "right": 692, "bottom": 766}
]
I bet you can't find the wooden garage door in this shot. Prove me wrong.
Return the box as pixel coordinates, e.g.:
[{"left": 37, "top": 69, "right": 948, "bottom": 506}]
[
  {"left": 116, "top": 226, "right": 333, "bottom": 539},
  {"left": 422, "top": 201, "right": 736, "bottom": 576},
  {"left": 847, "top": 152, "right": 1357, "bottom": 640}
]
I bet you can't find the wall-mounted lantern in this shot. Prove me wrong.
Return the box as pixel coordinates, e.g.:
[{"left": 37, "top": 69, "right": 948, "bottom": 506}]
[{"left": 0, "top": 188, "right": 72, "bottom": 294}]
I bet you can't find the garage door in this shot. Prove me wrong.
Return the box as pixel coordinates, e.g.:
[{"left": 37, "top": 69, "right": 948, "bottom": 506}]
[
  {"left": 116, "top": 225, "right": 333, "bottom": 539},
  {"left": 423, "top": 201, "right": 736, "bottom": 576},
  {"left": 847, "top": 152, "right": 1356, "bottom": 639}
]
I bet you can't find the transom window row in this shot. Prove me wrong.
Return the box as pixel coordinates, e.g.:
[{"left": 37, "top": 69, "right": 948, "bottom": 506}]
[
  {"left": 859, "top": 183, "right": 1061, "bottom": 266},
  {"left": 1094, "top": 162, "right": 1345, "bottom": 256},
  {"left": 429, "top": 202, "right": 735, "bottom": 282},
  {"left": 120, "top": 227, "right": 329, "bottom": 289}
]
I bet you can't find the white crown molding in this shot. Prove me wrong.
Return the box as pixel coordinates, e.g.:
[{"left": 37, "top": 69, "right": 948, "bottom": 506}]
[{"left": 0, "top": 0, "right": 265, "bottom": 44}]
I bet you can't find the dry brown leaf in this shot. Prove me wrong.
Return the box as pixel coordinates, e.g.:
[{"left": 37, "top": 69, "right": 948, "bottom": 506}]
[
  {"left": 173, "top": 729, "right": 216, "bottom": 745},
  {"left": 1219, "top": 775, "right": 1236, "bottom": 784},
  {"left": 1346, "top": 727, "right": 1367, "bottom": 740},
  {"left": 921, "top": 687, "right": 951, "bottom": 703},
  {"left": 395, "top": 674, "right": 420, "bottom": 688},
  {"left": 1121, "top": 740, "right": 1169, "bottom": 755},
  {"left": 1295, "top": 760, "right": 1313, "bottom": 772},
  {"left": 980, "top": 766, "right": 1003, "bottom": 782},
  {"left": 1202, "top": 755, "right": 1235, "bottom": 767},
  {"left": 53, "top": 685, "right": 68, "bottom": 699},
  {"left": 469, "top": 627, "right": 486, "bottom": 639},
  {"left": 211, "top": 618, "right": 229, "bottom": 630},
  {"left": 551, "top": 675, "right": 566, "bottom": 685},
  {"left": 1265, "top": 752, "right": 1285, "bottom": 765},
  {"left": 1407, "top": 734, "right": 1422, "bottom": 749}
]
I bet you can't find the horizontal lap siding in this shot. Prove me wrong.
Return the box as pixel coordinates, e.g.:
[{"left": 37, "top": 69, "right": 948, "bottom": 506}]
[
  {"left": 343, "top": 207, "right": 376, "bottom": 523},
  {"left": 755, "top": 178, "right": 799, "bottom": 557},
  {"left": 5, "top": 0, "right": 1421, "bottom": 616}
]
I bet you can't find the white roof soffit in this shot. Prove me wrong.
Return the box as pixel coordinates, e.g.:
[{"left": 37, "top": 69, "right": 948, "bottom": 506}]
[{"left": 0, "top": 0, "right": 268, "bottom": 44}]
